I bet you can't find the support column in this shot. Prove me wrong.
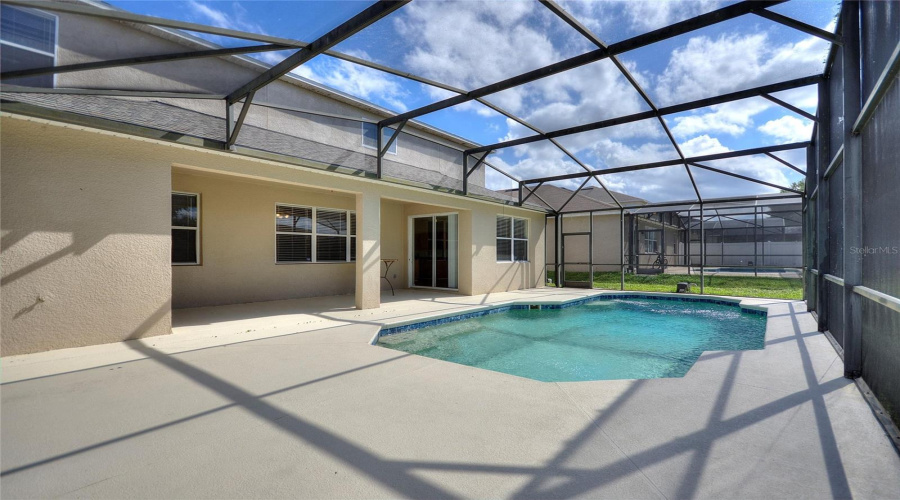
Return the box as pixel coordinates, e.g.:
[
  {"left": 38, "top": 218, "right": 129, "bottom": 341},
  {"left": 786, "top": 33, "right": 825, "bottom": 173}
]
[
  {"left": 376, "top": 124, "right": 383, "bottom": 178},
  {"left": 559, "top": 214, "right": 565, "bottom": 287},
  {"left": 842, "top": 1, "right": 863, "bottom": 378},
  {"left": 804, "top": 144, "right": 815, "bottom": 306},
  {"left": 589, "top": 211, "right": 594, "bottom": 288},
  {"left": 355, "top": 191, "right": 381, "bottom": 310},
  {"left": 462, "top": 153, "right": 469, "bottom": 195},
  {"left": 700, "top": 204, "right": 705, "bottom": 294},
  {"left": 620, "top": 209, "right": 625, "bottom": 291},
  {"left": 754, "top": 207, "right": 759, "bottom": 277},
  {"left": 816, "top": 80, "right": 831, "bottom": 332}
]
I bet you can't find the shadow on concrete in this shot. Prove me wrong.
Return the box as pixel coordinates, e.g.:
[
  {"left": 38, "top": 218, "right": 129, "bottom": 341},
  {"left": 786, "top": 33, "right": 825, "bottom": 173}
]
[{"left": 2, "top": 300, "right": 855, "bottom": 498}]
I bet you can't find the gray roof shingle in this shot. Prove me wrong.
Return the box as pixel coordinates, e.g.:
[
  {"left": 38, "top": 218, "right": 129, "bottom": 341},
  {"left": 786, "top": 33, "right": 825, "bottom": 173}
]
[{"left": 2, "top": 92, "right": 543, "bottom": 209}]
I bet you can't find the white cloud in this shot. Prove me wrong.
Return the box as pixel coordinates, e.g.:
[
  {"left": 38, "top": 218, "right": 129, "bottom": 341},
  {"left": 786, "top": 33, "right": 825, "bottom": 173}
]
[
  {"left": 589, "top": 139, "right": 678, "bottom": 168},
  {"left": 184, "top": 1, "right": 412, "bottom": 112},
  {"left": 293, "top": 52, "right": 410, "bottom": 112},
  {"left": 187, "top": 1, "right": 265, "bottom": 34},
  {"left": 655, "top": 31, "right": 828, "bottom": 105},
  {"left": 622, "top": 0, "right": 722, "bottom": 32},
  {"left": 758, "top": 115, "right": 814, "bottom": 142},
  {"left": 395, "top": 1, "right": 561, "bottom": 97},
  {"left": 392, "top": 1, "right": 646, "bottom": 134},
  {"left": 680, "top": 135, "right": 730, "bottom": 157},
  {"left": 670, "top": 98, "right": 771, "bottom": 138}
]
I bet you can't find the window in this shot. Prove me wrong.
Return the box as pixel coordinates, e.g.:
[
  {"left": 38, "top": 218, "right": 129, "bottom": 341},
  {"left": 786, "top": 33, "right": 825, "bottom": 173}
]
[
  {"left": 172, "top": 192, "right": 199, "bottom": 265},
  {"left": 497, "top": 216, "right": 528, "bottom": 262},
  {"left": 276, "top": 204, "right": 356, "bottom": 263},
  {"left": 361, "top": 122, "right": 398, "bottom": 154},
  {"left": 0, "top": 5, "right": 56, "bottom": 88},
  {"left": 640, "top": 231, "right": 660, "bottom": 254}
]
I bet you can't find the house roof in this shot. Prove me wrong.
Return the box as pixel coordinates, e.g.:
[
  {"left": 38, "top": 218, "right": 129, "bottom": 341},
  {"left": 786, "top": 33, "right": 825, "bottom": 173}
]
[
  {"left": 79, "top": 0, "right": 480, "bottom": 151},
  {"left": 497, "top": 184, "right": 648, "bottom": 213},
  {"left": 0, "top": 91, "right": 545, "bottom": 209}
]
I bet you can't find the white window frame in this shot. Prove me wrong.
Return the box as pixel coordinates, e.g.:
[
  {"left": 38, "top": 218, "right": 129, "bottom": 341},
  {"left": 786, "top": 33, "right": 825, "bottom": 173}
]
[
  {"left": 641, "top": 230, "right": 660, "bottom": 254},
  {"left": 275, "top": 203, "right": 356, "bottom": 264},
  {"left": 0, "top": 5, "right": 59, "bottom": 88},
  {"left": 497, "top": 215, "right": 529, "bottom": 263},
  {"left": 361, "top": 122, "right": 398, "bottom": 155},
  {"left": 172, "top": 191, "right": 200, "bottom": 266}
]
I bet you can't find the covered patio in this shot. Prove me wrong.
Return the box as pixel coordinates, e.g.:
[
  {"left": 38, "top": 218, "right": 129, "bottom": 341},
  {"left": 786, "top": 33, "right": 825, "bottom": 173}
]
[
  {"left": 2, "top": 0, "right": 900, "bottom": 497},
  {"left": 2, "top": 289, "right": 899, "bottom": 498}
]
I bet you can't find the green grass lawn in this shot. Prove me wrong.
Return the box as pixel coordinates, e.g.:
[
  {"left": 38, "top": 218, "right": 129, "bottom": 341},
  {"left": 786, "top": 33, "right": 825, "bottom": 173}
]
[{"left": 547, "top": 271, "right": 803, "bottom": 300}]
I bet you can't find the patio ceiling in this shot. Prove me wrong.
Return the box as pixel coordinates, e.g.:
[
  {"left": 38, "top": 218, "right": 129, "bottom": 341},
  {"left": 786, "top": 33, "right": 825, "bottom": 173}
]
[{"left": 0, "top": 0, "right": 840, "bottom": 213}]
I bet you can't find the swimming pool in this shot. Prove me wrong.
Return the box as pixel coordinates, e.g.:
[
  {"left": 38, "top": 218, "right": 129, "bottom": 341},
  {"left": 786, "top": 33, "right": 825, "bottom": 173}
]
[{"left": 377, "top": 296, "right": 767, "bottom": 381}]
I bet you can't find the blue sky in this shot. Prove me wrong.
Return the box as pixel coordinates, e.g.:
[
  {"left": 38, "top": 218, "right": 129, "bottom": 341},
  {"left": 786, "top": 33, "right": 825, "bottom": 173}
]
[{"left": 107, "top": 0, "right": 838, "bottom": 200}]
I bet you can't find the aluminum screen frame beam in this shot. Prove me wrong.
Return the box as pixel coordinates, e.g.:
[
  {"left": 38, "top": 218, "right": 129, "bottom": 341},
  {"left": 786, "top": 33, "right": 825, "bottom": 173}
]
[
  {"left": 522, "top": 142, "right": 810, "bottom": 185},
  {"left": 764, "top": 152, "right": 806, "bottom": 175},
  {"left": 841, "top": 1, "right": 863, "bottom": 379},
  {"left": 753, "top": 8, "right": 843, "bottom": 45},
  {"left": 226, "top": 0, "right": 409, "bottom": 105},
  {"left": 0, "top": 85, "right": 224, "bottom": 99},
  {"left": 461, "top": 150, "right": 490, "bottom": 194},
  {"left": 852, "top": 38, "right": 900, "bottom": 134},
  {"left": 1, "top": 44, "right": 292, "bottom": 80},
  {"left": 466, "top": 75, "right": 822, "bottom": 155},
  {"left": 558, "top": 193, "right": 803, "bottom": 216},
  {"left": 379, "top": 1, "right": 785, "bottom": 127},
  {"left": 689, "top": 162, "right": 804, "bottom": 194},
  {"left": 537, "top": 0, "right": 702, "bottom": 203},
  {"left": 3, "top": 0, "right": 308, "bottom": 47},
  {"left": 482, "top": 160, "right": 521, "bottom": 183},
  {"left": 224, "top": 0, "right": 409, "bottom": 149},
  {"left": 760, "top": 93, "right": 818, "bottom": 122},
  {"left": 476, "top": 96, "right": 624, "bottom": 208},
  {"left": 226, "top": 91, "right": 255, "bottom": 148}
]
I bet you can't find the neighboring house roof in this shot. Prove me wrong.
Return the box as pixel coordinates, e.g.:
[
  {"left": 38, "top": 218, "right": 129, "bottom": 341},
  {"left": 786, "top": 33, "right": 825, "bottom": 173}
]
[{"left": 497, "top": 185, "right": 648, "bottom": 213}]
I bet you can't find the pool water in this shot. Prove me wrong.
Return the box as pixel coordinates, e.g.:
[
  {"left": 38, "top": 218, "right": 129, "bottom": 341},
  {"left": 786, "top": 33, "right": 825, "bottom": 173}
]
[{"left": 377, "top": 298, "right": 766, "bottom": 381}]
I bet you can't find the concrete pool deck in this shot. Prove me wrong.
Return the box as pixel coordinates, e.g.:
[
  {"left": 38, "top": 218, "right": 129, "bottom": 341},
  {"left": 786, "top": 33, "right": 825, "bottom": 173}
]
[{"left": 2, "top": 289, "right": 899, "bottom": 498}]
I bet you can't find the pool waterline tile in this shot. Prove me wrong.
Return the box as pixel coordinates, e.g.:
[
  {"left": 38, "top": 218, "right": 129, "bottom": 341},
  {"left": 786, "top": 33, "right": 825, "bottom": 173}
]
[
  {"left": 376, "top": 294, "right": 768, "bottom": 382},
  {"left": 378, "top": 293, "right": 767, "bottom": 337}
]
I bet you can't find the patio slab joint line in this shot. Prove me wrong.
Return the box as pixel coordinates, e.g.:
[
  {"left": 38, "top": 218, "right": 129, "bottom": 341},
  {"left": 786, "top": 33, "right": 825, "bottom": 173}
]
[{"left": 554, "top": 382, "right": 671, "bottom": 500}]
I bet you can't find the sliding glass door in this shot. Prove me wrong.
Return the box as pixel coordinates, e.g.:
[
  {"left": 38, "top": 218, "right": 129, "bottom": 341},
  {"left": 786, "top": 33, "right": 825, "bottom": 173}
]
[{"left": 411, "top": 214, "right": 458, "bottom": 289}]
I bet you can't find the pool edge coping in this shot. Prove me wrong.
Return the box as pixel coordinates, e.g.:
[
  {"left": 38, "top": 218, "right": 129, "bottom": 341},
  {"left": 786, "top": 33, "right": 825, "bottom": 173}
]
[{"left": 369, "top": 291, "right": 773, "bottom": 346}]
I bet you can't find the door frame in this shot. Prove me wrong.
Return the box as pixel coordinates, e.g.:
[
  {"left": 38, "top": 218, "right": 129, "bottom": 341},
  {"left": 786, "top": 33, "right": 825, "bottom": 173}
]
[{"left": 407, "top": 212, "right": 459, "bottom": 291}]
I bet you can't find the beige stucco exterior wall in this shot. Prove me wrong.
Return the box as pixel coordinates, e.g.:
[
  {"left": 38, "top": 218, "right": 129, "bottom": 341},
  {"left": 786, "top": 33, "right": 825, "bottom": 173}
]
[
  {"left": 472, "top": 207, "right": 545, "bottom": 294},
  {"left": 380, "top": 200, "right": 408, "bottom": 291},
  {"left": 171, "top": 170, "right": 357, "bottom": 308},
  {"left": 1, "top": 115, "right": 545, "bottom": 354},
  {"left": 1, "top": 117, "right": 172, "bottom": 356},
  {"left": 171, "top": 172, "right": 544, "bottom": 306}
]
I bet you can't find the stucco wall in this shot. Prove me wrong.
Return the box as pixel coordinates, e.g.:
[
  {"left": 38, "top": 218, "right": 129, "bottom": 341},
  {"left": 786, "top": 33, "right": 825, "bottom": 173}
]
[
  {"left": 380, "top": 200, "right": 408, "bottom": 291},
  {"left": 1, "top": 117, "right": 172, "bottom": 356},
  {"left": 1, "top": 115, "right": 545, "bottom": 353},
  {"left": 171, "top": 170, "right": 357, "bottom": 308},
  {"left": 472, "top": 207, "right": 545, "bottom": 294},
  {"left": 170, "top": 172, "right": 541, "bottom": 308}
]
